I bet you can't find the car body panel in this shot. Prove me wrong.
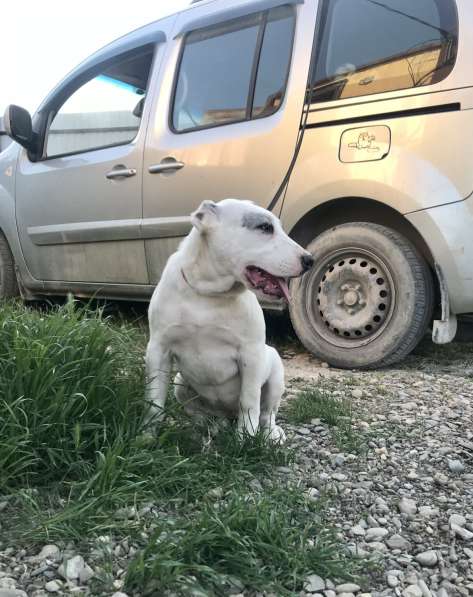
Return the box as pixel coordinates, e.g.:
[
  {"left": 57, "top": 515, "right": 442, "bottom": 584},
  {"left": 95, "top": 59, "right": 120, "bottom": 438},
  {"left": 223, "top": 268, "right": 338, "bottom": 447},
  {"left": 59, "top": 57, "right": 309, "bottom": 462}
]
[{"left": 406, "top": 194, "right": 473, "bottom": 314}]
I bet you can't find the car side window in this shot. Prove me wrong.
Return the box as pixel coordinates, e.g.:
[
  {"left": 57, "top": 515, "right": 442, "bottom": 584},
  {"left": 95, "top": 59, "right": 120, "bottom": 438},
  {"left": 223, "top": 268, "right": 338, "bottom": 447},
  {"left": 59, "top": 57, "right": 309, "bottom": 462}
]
[
  {"left": 172, "top": 6, "right": 296, "bottom": 133},
  {"left": 311, "top": 0, "right": 458, "bottom": 104},
  {"left": 45, "top": 48, "right": 154, "bottom": 158}
]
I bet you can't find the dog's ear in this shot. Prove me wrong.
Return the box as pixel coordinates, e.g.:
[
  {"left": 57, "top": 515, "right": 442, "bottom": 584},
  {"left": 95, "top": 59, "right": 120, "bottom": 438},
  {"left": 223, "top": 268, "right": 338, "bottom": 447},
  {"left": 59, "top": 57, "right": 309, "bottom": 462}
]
[{"left": 191, "top": 200, "right": 219, "bottom": 232}]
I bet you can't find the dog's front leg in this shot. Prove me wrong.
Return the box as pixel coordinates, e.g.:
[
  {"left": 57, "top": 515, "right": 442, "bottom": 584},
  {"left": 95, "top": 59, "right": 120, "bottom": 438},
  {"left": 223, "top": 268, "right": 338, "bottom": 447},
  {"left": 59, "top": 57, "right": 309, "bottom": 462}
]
[
  {"left": 237, "top": 347, "right": 263, "bottom": 437},
  {"left": 145, "top": 338, "right": 172, "bottom": 424}
]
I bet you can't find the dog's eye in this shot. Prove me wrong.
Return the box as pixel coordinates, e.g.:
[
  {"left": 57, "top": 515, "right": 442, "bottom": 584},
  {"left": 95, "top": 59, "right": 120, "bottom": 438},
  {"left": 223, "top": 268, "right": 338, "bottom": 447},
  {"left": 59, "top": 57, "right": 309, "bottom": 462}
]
[{"left": 257, "top": 223, "right": 274, "bottom": 234}]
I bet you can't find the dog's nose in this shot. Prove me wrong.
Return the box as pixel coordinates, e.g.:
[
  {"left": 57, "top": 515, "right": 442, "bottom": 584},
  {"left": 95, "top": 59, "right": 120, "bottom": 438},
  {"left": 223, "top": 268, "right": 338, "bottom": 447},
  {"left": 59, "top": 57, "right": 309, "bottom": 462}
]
[{"left": 301, "top": 254, "right": 315, "bottom": 272}]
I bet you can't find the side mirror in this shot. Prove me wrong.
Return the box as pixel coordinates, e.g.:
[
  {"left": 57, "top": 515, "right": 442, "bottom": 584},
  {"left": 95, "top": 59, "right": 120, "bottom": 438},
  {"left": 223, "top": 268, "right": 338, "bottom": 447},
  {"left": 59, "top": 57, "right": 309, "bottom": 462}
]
[{"left": 3, "top": 105, "right": 34, "bottom": 151}]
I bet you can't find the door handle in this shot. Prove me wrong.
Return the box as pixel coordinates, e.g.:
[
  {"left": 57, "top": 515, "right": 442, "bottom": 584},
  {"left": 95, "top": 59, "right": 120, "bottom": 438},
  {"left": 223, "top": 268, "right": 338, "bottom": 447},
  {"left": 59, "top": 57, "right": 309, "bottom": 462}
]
[
  {"left": 148, "top": 159, "right": 185, "bottom": 174},
  {"left": 106, "top": 167, "right": 137, "bottom": 180}
]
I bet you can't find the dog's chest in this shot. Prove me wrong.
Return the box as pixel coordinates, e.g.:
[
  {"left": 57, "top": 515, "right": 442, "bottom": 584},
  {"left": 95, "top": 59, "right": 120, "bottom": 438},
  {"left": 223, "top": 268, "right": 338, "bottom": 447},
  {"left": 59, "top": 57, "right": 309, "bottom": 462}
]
[{"left": 170, "top": 325, "right": 240, "bottom": 387}]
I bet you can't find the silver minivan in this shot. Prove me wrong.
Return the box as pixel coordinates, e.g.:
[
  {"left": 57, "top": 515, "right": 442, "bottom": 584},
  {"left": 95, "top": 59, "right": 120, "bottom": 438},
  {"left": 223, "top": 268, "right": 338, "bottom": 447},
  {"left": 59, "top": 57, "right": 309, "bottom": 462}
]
[{"left": 1, "top": 0, "right": 471, "bottom": 368}]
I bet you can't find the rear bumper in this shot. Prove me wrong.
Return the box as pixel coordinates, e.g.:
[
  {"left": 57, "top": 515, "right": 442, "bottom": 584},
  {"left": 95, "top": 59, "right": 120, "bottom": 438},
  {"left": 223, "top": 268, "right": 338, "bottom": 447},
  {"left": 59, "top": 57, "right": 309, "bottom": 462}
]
[{"left": 406, "top": 194, "right": 473, "bottom": 314}]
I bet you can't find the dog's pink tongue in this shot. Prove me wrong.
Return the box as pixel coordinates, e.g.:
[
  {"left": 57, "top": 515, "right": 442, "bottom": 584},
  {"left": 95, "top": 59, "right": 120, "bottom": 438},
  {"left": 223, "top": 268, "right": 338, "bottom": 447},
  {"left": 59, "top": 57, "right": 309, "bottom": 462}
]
[{"left": 277, "top": 278, "right": 291, "bottom": 303}]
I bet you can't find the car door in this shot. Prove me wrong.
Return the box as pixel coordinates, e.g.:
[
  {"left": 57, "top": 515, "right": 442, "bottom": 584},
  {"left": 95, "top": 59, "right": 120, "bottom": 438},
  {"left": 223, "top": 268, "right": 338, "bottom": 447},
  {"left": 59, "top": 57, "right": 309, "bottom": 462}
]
[
  {"left": 14, "top": 35, "right": 168, "bottom": 286},
  {"left": 142, "top": 0, "right": 317, "bottom": 283}
]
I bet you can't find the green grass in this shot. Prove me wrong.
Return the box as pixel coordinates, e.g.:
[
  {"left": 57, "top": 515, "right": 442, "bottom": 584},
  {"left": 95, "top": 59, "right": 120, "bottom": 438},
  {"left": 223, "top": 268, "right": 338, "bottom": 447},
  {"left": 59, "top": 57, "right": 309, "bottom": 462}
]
[
  {"left": 282, "top": 388, "right": 367, "bottom": 454},
  {"left": 126, "top": 490, "right": 357, "bottom": 597},
  {"left": 0, "top": 301, "right": 363, "bottom": 594}
]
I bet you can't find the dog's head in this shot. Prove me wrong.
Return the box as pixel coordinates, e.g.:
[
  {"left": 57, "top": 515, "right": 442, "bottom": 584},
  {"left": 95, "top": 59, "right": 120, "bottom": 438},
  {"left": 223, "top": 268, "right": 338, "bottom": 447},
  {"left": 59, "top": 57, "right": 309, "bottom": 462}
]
[{"left": 191, "top": 199, "right": 314, "bottom": 302}]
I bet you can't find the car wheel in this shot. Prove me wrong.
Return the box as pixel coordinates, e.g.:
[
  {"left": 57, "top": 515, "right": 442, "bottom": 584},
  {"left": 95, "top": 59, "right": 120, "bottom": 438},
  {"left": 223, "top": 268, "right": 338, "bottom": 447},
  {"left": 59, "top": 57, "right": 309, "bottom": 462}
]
[
  {"left": 289, "top": 222, "right": 434, "bottom": 369},
  {"left": 0, "top": 232, "right": 19, "bottom": 298}
]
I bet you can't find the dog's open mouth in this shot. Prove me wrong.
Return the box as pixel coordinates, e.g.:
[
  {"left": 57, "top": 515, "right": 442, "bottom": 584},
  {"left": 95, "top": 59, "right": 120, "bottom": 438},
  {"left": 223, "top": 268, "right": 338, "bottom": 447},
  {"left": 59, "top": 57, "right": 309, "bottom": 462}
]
[{"left": 245, "top": 266, "right": 291, "bottom": 302}]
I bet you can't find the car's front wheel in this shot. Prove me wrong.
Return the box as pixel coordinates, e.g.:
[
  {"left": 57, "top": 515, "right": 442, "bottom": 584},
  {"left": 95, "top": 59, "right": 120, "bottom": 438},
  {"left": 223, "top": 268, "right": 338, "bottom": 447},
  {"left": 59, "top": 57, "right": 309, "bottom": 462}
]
[{"left": 290, "top": 222, "right": 434, "bottom": 369}]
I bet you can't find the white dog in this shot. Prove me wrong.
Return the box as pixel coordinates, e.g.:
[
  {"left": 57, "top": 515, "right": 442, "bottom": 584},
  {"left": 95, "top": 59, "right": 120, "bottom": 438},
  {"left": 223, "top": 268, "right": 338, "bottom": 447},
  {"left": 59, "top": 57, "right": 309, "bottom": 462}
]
[{"left": 145, "top": 199, "right": 313, "bottom": 441}]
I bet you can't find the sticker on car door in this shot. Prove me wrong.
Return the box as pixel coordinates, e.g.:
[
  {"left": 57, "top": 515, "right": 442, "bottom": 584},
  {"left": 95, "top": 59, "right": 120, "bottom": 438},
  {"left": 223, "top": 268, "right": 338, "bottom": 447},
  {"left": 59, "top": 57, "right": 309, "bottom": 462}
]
[{"left": 339, "top": 125, "right": 391, "bottom": 163}]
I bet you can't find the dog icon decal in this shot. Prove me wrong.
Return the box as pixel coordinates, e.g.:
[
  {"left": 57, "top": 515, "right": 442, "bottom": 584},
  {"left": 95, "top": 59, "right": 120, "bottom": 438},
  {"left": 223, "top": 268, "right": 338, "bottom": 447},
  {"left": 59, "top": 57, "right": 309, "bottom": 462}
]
[{"left": 348, "top": 132, "right": 380, "bottom": 153}]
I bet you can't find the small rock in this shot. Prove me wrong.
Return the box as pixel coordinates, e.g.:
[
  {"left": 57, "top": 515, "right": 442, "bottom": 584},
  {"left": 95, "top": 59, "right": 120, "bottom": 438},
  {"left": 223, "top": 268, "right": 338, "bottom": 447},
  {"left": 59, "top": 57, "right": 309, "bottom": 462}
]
[
  {"left": 434, "top": 472, "right": 449, "bottom": 485},
  {"left": 415, "top": 550, "right": 438, "bottom": 567},
  {"left": 304, "top": 575, "right": 325, "bottom": 592},
  {"left": 111, "top": 593, "right": 129, "bottom": 597},
  {"left": 449, "top": 514, "right": 466, "bottom": 528},
  {"left": 399, "top": 497, "right": 417, "bottom": 515},
  {"left": 447, "top": 459, "right": 465, "bottom": 473},
  {"left": 350, "top": 525, "right": 366, "bottom": 537},
  {"left": 386, "top": 534, "right": 411, "bottom": 551},
  {"left": 332, "top": 473, "right": 348, "bottom": 482},
  {"left": 206, "top": 487, "right": 224, "bottom": 499},
  {"left": 58, "top": 555, "right": 86, "bottom": 580},
  {"left": 36, "top": 545, "right": 61, "bottom": 562},
  {"left": 44, "top": 581, "right": 62, "bottom": 593},
  {"left": 417, "top": 579, "right": 432, "bottom": 597},
  {"left": 387, "top": 575, "right": 399, "bottom": 588},
  {"left": 365, "top": 527, "right": 389, "bottom": 542},
  {"left": 0, "top": 592, "right": 28, "bottom": 597},
  {"left": 79, "top": 563, "right": 94, "bottom": 584},
  {"left": 451, "top": 523, "right": 473, "bottom": 541},
  {"left": 352, "top": 389, "right": 363, "bottom": 399},
  {"left": 402, "top": 585, "right": 423, "bottom": 597},
  {"left": 419, "top": 506, "right": 439, "bottom": 518},
  {"left": 336, "top": 583, "right": 360, "bottom": 593}
]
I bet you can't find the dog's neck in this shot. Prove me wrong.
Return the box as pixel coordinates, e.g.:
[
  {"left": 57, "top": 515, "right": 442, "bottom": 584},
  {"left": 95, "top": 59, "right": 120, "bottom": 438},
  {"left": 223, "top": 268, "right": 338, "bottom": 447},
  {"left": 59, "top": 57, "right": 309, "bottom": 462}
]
[{"left": 179, "top": 229, "right": 245, "bottom": 297}]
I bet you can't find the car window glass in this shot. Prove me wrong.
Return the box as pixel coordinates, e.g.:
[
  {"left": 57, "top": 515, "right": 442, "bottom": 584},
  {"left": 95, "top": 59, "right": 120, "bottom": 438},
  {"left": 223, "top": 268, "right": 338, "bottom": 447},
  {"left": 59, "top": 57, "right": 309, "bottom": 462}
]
[
  {"left": 252, "top": 6, "right": 295, "bottom": 118},
  {"left": 311, "top": 0, "right": 458, "bottom": 103},
  {"left": 173, "top": 14, "right": 261, "bottom": 132},
  {"left": 46, "top": 49, "right": 154, "bottom": 157}
]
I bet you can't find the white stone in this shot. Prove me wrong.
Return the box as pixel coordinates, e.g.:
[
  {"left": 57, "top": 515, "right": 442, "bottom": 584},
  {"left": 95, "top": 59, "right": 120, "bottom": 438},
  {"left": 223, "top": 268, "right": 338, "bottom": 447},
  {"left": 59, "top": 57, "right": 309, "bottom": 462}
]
[
  {"left": 79, "top": 563, "right": 94, "bottom": 584},
  {"left": 402, "top": 585, "right": 423, "bottom": 597},
  {"left": 36, "top": 545, "right": 61, "bottom": 561},
  {"left": 419, "top": 506, "right": 439, "bottom": 518},
  {"left": 399, "top": 497, "right": 417, "bottom": 515},
  {"left": 58, "top": 555, "right": 85, "bottom": 580},
  {"left": 111, "top": 593, "right": 129, "bottom": 597},
  {"left": 386, "top": 534, "right": 411, "bottom": 551},
  {"left": 304, "top": 575, "right": 326, "bottom": 593},
  {"left": 350, "top": 525, "right": 366, "bottom": 537},
  {"left": 352, "top": 389, "right": 363, "bottom": 399},
  {"left": 365, "top": 527, "right": 389, "bottom": 542},
  {"left": 417, "top": 579, "right": 432, "bottom": 597},
  {"left": 451, "top": 523, "right": 473, "bottom": 541},
  {"left": 0, "top": 591, "right": 28, "bottom": 597},
  {"left": 387, "top": 575, "right": 399, "bottom": 588},
  {"left": 447, "top": 459, "right": 465, "bottom": 473},
  {"left": 449, "top": 514, "right": 466, "bottom": 528},
  {"left": 336, "top": 583, "right": 360, "bottom": 593},
  {"left": 415, "top": 550, "right": 438, "bottom": 567},
  {"left": 44, "top": 581, "right": 62, "bottom": 593}
]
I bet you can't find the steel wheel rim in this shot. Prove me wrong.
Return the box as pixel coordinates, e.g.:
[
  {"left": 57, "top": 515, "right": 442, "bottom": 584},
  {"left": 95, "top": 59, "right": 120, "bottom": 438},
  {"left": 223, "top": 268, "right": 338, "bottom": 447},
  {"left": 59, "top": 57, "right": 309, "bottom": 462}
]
[{"left": 305, "top": 247, "right": 396, "bottom": 349}]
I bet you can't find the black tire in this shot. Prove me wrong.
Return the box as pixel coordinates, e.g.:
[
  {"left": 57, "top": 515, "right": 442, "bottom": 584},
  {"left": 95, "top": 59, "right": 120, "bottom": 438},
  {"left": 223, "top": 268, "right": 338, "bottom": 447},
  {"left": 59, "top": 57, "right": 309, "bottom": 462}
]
[
  {"left": 0, "top": 232, "right": 19, "bottom": 298},
  {"left": 290, "top": 223, "right": 434, "bottom": 369}
]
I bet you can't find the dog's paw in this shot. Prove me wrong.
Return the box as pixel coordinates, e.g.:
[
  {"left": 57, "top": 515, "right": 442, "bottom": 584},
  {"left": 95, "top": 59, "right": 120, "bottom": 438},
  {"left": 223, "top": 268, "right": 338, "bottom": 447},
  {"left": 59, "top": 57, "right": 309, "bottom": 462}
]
[{"left": 267, "top": 425, "right": 286, "bottom": 444}]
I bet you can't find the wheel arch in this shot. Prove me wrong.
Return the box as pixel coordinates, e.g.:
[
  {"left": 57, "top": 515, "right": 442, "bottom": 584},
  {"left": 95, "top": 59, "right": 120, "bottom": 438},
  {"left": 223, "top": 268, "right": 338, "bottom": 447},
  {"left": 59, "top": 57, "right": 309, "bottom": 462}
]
[{"left": 287, "top": 196, "right": 440, "bottom": 314}]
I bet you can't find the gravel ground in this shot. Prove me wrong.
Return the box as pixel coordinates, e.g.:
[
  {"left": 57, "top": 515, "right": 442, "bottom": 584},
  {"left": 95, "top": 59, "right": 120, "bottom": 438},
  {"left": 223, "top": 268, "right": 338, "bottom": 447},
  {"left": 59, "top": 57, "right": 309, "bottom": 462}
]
[
  {"left": 1, "top": 335, "right": 472, "bottom": 597},
  {"left": 279, "top": 338, "right": 473, "bottom": 597}
]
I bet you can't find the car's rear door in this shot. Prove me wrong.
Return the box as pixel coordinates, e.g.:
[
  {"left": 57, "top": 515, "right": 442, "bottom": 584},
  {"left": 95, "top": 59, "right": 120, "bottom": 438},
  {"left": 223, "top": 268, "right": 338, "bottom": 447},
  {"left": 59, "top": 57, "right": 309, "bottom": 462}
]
[{"left": 141, "top": 0, "right": 318, "bottom": 283}]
